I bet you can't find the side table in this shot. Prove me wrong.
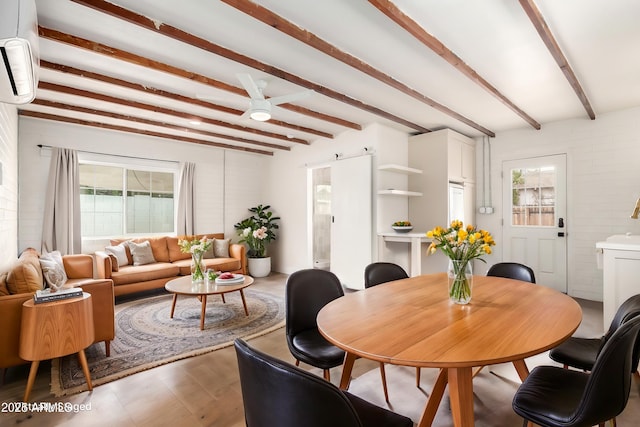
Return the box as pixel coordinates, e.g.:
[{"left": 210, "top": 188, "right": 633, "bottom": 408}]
[{"left": 19, "top": 293, "right": 95, "bottom": 401}]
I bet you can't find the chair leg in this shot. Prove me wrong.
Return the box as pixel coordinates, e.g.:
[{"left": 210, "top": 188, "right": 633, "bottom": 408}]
[
  {"left": 472, "top": 366, "right": 485, "bottom": 378},
  {"left": 295, "top": 359, "right": 300, "bottom": 367},
  {"left": 378, "top": 362, "right": 389, "bottom": 402},
  {"left": 104, "top": 340, "right": 111, "bottom": 357},
  {"left": 323, "top": 369, "right": 331, "bottom": 381},
  {"left": 415, "top": 367, "right": 421, "bottom": 387}
]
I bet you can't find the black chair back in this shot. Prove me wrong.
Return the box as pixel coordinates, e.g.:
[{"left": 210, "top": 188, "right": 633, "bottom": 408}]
[
  {"left": 364, "top": 262, "right": 408, "bottom": 288},
  {"left": 574, "top": 315, "right": 640, "bottom": 425},
  {"left": 234, "top": 338, "right": 362, "bottom": 427},
  {"left": 600, "top": 294, "right": 640, "bottom": 372},
  {"left": 285, "top": 269, "right": 344, "bottom": 339},
  {"left": 486, "top": 262, "right": 536, "bottom": 283}
]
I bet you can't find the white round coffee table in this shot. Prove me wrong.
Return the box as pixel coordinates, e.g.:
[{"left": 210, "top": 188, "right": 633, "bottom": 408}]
[{"left": 165, "top": 275, "right": 254, "bottom": 330}]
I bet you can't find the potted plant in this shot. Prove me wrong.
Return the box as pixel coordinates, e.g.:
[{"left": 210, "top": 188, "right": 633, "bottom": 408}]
[{"left": 234, "top": 204, "right": 280, "bottom": 277}]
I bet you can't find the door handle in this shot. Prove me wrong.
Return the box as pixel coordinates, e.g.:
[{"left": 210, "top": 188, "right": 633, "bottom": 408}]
[{"left": 558, "top": 218, "right": 564, "bottom": 228}]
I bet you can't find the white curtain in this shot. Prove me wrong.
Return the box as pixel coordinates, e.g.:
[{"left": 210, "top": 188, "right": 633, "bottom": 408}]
[
  {"left": 41, "top": 148, "right": 81, "bottom": 254},
  {"left": 176, "top": 162, "right": 195, "bottom": 236}
]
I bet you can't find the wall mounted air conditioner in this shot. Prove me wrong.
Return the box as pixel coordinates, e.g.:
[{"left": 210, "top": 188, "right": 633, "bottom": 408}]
[{"left": 0, "top": 0, "right": 39, "bottom": 104}]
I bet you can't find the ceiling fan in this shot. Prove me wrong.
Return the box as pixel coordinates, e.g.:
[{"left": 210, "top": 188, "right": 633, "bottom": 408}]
[{"left": 236, "top": 73, "right": 314, "bottom": 122}]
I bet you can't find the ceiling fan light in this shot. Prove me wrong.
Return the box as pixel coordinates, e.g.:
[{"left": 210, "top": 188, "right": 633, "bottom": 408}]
[{"left": 250, "top": 109, "right": 271, "bottom": 121}]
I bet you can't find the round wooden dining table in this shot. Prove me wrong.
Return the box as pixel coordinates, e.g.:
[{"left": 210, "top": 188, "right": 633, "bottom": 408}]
[{"left": 317, "top": 273, "right": 582, "bottom": 427}]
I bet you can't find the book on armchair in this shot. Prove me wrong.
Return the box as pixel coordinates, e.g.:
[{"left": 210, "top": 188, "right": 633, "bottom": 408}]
[{"left": 34, "top": 287, "right": 83, "bottom": 304}]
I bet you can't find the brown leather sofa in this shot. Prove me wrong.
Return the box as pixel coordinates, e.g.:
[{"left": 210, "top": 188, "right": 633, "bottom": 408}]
[
  {"left": 94, "top": 233, "right": 247, "bottom": 297},
  {"left": 0, "top": 249, "right": 115, "bottom": 375}
]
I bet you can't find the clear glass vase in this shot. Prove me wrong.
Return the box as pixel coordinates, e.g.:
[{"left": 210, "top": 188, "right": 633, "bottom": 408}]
[
  {"left": 191, "top": 251, "right": 206, "bottom": 283},
  {"left": 448, "top": 259, "right": 473, "bottom": 304}
]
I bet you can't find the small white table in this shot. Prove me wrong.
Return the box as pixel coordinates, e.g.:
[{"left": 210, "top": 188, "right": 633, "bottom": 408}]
[{"left": 377, "top": 232, "right": 431, "bottom": 276}]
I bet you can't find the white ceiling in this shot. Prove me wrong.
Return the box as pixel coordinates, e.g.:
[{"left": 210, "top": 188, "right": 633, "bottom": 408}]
[{"left": 20, "top": 0, "right": 640, "bottom": 155}]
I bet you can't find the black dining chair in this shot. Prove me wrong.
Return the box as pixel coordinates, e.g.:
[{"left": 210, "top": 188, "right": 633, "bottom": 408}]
[
  {"left": 512, "top": 315, "right": 640, "bottom": 427},
  {"left": 549, "top": 293, "right": 640, "bottom": 374},
  {"left": 234, "top": 338, "right": 413, "bottom": 427},
  {"left": 364, "top": 262, "right": 422, "bottom": 395},
  {"left": 480, "top": 262, "right": 536, "bottom": 378},
  {"left": 285, "top": 269, "right": 345, "bottom": 381},
  {"left": 486, "top": 262, "right": 536, "bottom": 283}
]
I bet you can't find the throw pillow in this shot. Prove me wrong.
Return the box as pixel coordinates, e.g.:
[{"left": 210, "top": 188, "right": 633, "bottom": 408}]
[
  {"left": 0, "top": 272, "right": 9, "bottom": 296},
  {"left": 39, "top": 251, "right": 68, "bottom": 290},
  {"left": 108, "top": 254, "right": 120, "bottom": 272},
  {"left": 127, "top": 240, "right": 156, "bottom": 266},
  {"left": 105, "top": 243, "right": 129, "bottom": 267},
  {"left": 201, "top": 236, "right": 215, "bottom": 259},
  {"left": 213, "top": 238, "right": 230, "bottom": 258},
  {"left": 7, "top": 261, "right": 42, "bottom": 294}
]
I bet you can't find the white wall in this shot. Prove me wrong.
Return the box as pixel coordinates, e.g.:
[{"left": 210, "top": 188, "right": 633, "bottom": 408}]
[
  {"left": 17, "top": 118, "right": 268, "bottom": 253},
  {"left": 0, "top": 103, "right": 18, "bottom": 270},
  {"left": 266, "top": 123, "right": 410, "bottom": 274},
  {"left": 475, "top": 106, "right": 640, "bottom": 301}
]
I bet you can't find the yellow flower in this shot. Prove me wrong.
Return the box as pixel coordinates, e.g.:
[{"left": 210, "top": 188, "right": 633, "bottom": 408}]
[
  {"left": 482, "top": 244, "right": 492, "bottom": 254},
  {"left": 457, "top": 229, "right": 468, "bottom": 242},
  {"left": 451, "top": 219, "right": 463, "bottom": 230},
  {"left": 428, "top": 242, "right": 437, "bottom": 254}
]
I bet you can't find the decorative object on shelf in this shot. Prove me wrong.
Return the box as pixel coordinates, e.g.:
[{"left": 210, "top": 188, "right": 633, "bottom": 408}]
[
  {"left": 179, "top": 236, "right": 212, "bottom": 283},
  {"left": 427, "top": 220, "right": 495, "bottom": 305},
  {"left": 235, "top": 204, "right": 280, "bottom": 277},
  {"left": 391, "top": 220, "right": 413, "bottom": 233}
]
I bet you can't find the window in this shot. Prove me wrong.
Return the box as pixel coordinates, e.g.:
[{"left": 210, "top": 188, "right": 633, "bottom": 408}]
[
  {"left": 80, "top": 163, "right": 175, "bottom": 237},
  {"left": 511, "top": 166, "right": 556, "bottom": 226}
]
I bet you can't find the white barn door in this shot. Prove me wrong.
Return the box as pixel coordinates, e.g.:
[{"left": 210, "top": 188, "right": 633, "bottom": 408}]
[{"left": 330, "top": 155, "right": 372, "bottom": 290}]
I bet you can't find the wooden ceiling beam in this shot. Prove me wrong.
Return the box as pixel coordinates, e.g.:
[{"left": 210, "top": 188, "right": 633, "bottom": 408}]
[
  {"left": 368, "top": 0, "right": 541, "bottom": 130},
  {"left": 30, "top": 98, "right": 290, "bottom": 151},
  {"left": 221, "top": 0, "right": 494, "bottom": 137},
  {"left": 37, "top": 80, "right": 310, "bottom": 145},
  {"left": 69, "top": 0, "right": 429, "bottom": 133},
  {"left": 19, "top": 110, "right": 273, "bottom": 156},
  {"left": 40, "top": 60, "right": 332, "bottom": 139},
  {"left": 519, "top": 0, "right": 595, "bottom": 120},
  {"left": 38, "top": 28, "right": 340, "bottom": 137}
]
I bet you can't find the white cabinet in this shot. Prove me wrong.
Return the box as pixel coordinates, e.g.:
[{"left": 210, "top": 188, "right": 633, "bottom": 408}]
[
  {"left": 408, "top": 129, "right": 476, "bottom": 274},
  {"left": 447, "top": 132, "right": 476, "bottom": 183},
  {"left": 596, "top": 235, "right": 640, "bottom": 330}
]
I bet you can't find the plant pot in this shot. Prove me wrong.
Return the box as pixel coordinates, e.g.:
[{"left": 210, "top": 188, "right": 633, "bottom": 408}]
[{"left": 248, "top": 257, "right": 271, "bottom": 278}]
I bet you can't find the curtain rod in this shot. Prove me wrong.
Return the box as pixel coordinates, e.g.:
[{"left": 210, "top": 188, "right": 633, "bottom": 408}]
[{"left": 37, "top": 144, "right": 180, "bottom": 164}]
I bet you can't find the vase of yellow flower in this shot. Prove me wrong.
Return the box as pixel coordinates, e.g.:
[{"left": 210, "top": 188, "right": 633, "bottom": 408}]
[
  {"left": 178, "top": 236, "right": 213, "bottom": 283},
  {"left": 427, "top": 220, "right": 495, "bottom": 305}
]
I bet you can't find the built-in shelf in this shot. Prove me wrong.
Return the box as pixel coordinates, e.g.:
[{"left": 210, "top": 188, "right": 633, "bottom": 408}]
[
  {"left": 378, "top": 164, "right": 422, "bottom": 175},
  {"left": 378, "top": 189, "right": 423, "bottom": 197}
]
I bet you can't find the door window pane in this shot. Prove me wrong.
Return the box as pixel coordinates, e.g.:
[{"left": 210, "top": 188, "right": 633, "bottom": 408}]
[{"left": 511, "top": 166, "right": 556, "bottom": 227}]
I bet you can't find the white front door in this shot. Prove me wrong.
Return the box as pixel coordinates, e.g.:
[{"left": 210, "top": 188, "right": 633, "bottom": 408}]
[
  {"left": 330, "top": 155, "right": 372, "bottom": 290},
  {"left": 502, "top": 154, "right": 567, "bottom": 293}
]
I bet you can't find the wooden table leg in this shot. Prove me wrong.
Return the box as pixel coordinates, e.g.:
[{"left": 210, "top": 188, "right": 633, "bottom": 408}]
[
  {"left": 239, "top": 289, "right": 249, "bottom": 316},
  {"left": 512, "top": 359, "right": 530, "bottom": 381},
  {"left": 170, "top": 294, "right": 178, "bottom": 318},
  {"left": 221, "top": 294, "right": 226, "bottom": 303},
  {"left": 77, "top": 349, "right": 93, "bottom": 391},
  {"left": 200, "top": 295, "right": 207, "bottom": 330},
  {"left": 448, "top": 367, "right": 474, "bottom": 427},
  {"left": 23, "top": 360, "right": 40, "bottom": 402},
  {"left": 339, "top": 352, "right": 357, "bottom": 390},
  {"left": 417, "top": 368, "right": 448, "bottom": 427}
]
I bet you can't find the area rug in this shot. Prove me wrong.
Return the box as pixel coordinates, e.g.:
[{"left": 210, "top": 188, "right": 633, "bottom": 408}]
[
  {"left": 51, "top": 288, "right": 285, "bottom": 396},
  {"left": 347, "top": 355, "right": 554, "bottom": 427}
]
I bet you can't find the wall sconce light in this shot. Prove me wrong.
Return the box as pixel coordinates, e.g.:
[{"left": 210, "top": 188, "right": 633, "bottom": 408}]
[{"left": 631, "top": 198, "right": 640, "bottom": 219}]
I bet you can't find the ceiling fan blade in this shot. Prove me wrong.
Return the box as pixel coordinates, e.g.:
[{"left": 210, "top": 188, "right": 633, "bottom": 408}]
[
  {"left": 268, "top": 89, "right": 314, "bottom": 106},
  {"left": 239, "top": 108, "right": 252, "bottom": 120},
  {"left": 236, "top": 73, "right": 264, "bottom": 100}
]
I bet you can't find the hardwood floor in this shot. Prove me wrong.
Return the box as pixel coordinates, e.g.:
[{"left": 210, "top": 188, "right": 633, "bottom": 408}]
[{"left": 1, "top": 273, "right": 638, "bottom": 426}]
